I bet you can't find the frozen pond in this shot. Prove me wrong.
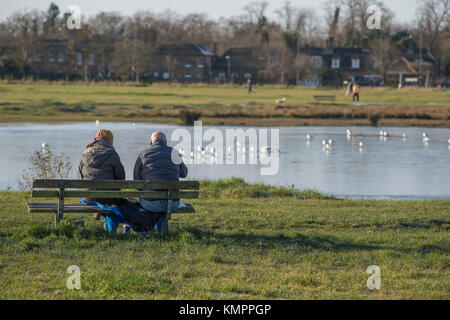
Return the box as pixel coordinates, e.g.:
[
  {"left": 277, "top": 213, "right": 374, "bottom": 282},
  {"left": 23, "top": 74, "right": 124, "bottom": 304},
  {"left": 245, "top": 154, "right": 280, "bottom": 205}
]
[{"left": 0, "top": 122, "right": 449, "bottom": 200}]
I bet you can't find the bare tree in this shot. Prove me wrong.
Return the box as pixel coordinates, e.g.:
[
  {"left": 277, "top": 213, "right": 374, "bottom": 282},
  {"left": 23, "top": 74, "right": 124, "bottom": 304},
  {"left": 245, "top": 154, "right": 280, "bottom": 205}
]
[
  {"left": 88, "top": 12, "right": 125, "bottom": 80},
  {"left": 323, "top": 0, "right": 343, "bottom": 40},
  {"left": 370, "top": 38, "right": 398, "bottom": 83},
  {"left": 5, "top": 10, "right": 42, "bottom": 79},
  {"left": 417, "top": 0, "right": 450, "bottom": 57},
  {"left": 244, "top": 1, "right": 270, "bottom": 47},
  {"left": 275, "top": 1, "right": 296, "bottom": 32},
  {"left": 244, "top": 1, "right": 269, "bottom": 26}
]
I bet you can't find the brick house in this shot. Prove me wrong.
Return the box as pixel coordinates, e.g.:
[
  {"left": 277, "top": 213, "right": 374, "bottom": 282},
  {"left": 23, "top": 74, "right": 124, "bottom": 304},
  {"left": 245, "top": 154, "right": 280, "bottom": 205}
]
[
  {"left": 31, "top": 37, "right": 98, "bottom": 81},
  {"left": 148, "top": 43, "right": 217, "bottom": 82},
  {"left": 211, "top": 47, "right": 267, "bottom": 84},
  {"left": 295, "top": 38, "right": 372, "bottom": 87}
]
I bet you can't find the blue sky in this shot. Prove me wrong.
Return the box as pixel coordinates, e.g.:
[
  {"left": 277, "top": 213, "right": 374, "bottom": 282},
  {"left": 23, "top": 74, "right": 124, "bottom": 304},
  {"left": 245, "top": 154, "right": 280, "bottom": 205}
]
[{"left": 0, "top": 0, "right": 418, "bottom": 23}]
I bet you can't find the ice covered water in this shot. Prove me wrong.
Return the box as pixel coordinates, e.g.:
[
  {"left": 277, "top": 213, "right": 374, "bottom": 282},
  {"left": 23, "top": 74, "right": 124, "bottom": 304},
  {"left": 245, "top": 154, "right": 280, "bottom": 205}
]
[{"left": 0, "top": 122, "right": 449, "bottom": 199}]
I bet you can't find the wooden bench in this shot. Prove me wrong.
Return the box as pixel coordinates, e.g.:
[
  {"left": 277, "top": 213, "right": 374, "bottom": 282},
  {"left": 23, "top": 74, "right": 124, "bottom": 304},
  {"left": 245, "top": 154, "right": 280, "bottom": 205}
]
[
  {"left": 27, "top": 179, "right": 200, "bottom": 234},
  {"left": 313, "top": 95, "right": 336, "bottom": 103}
]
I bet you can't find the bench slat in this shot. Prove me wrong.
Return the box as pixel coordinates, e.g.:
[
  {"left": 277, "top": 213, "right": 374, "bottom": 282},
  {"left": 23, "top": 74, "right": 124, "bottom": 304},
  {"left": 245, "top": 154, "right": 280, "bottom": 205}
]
[
  {"left": 32, "top": 190, "right": 199, "bottom": 199},
  {"left": 32, "top": 180, "right": 199, "bottom": 190},
  {"left": 27, "top": 203, "right": 195, "bottom": 214}
]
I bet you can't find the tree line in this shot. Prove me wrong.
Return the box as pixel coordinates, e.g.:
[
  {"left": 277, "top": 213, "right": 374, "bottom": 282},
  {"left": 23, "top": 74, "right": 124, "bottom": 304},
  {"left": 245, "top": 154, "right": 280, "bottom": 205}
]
[{"left": 0, "top": 0, "right": 448, "bottom": 82}]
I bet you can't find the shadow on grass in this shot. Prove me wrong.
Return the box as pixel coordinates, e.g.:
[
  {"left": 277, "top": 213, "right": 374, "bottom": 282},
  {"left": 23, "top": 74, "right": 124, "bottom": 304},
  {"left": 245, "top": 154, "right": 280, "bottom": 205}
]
[
  {"left": 168, "top": 226, "right": 450, "bottom": 254},
  {"left": 172, "top": 226, "right": 382, "bottom": 252},
  {"left": 18, "top": 222, "right": 450, "bottom": 255}
]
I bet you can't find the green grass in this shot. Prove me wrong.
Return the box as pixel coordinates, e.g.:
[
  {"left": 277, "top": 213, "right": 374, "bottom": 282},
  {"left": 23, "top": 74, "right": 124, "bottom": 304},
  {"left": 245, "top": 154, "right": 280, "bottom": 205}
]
[
  {"left": 0, "top": 179, "right": 448, "bottom": 299},
  {"left": 0, "top": 83, "right": 449, "bottom": 127}
]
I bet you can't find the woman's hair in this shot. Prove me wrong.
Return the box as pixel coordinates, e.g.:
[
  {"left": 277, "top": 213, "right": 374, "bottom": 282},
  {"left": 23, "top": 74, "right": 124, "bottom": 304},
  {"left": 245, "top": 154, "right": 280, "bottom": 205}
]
[{"left": 96, "top": 129, "right": 114, "bottom": 145}]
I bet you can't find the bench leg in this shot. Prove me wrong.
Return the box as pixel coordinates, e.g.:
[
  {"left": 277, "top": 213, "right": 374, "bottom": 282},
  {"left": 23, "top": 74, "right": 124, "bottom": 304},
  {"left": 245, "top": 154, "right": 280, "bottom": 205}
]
[
  {"left": 160, "top": 215, "right": 169, "bottom": 234},
  {"left": 160, "top": 186, "right": 173, "bottom": 235},
  {"left": 55, "top": 183, "right": 65, "bottom": 227}
]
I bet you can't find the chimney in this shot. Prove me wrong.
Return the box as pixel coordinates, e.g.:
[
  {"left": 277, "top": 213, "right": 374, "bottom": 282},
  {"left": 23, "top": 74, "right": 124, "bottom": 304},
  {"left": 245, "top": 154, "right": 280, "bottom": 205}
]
[
  {"left": 213, "top": 41, "right": 218, "bottom": 54},
  {"left": 362, "top": 38, "right": 369, "bottom": 50},
  {"left": 328, "top": 37, "right": 335, "bottom": 50},
  {"left": 407, "top": 35, "right": 414, "bottom": 53}
]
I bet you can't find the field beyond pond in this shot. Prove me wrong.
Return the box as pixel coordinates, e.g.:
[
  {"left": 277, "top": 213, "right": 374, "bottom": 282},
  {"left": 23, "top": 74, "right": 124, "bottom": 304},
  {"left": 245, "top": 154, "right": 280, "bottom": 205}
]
[
  {"left": 0, "top": 83, "right": 449, "bottom": 127},
  {"left": 0, "top": 179, "right": 448, "bottom": 299}
]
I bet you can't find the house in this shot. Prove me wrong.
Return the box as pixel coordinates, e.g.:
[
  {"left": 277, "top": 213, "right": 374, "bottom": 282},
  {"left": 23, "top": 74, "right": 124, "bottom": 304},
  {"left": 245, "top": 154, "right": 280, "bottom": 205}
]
[
  {"left": 386, "top": 48, "right": 436, "bottom": 86},
  {"left": 148, "top": 43, "right": 217, "bottom": 82},
  {"left": 295, "top": 46, "right": 326, "bottom": 87},
  {"left": 294, "top": 37, "right": 372, "bottom": 87},
  {"left": 211, "top": 47, "right": 267, "bottom": 84},
  {"left": 31, "top": 36, "right": 99, "bottom": 81}
]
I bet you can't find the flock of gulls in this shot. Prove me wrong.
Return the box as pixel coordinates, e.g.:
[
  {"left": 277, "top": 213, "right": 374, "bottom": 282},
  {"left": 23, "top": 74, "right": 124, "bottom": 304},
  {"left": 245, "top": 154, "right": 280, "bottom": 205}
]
[
  {"left": 178, "top": 142, "right": 279, "bottom": 161},
  {"left": 306, "top": 129, "right": 450, "bottom": 153},
  {"left": 41, "top": 120, "right": 450, "bottom": 158},
  {"left": 176, "top": 129, "right": 450, "bottom": 161}
]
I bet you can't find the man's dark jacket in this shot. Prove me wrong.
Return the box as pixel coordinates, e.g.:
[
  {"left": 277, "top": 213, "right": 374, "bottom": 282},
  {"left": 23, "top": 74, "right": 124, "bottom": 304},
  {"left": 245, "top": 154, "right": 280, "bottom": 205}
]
[
  {"left": 78, "top": 139, "right": 125, "bottom": 204},
  {"left": 133, "top": 141, "right": 188, "bottom": 183}
]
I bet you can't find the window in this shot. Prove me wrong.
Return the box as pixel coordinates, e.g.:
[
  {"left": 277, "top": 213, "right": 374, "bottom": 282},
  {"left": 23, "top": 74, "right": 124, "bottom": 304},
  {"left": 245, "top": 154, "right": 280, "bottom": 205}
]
[
  {"left": 185, "top": 73, "right": 192, "bottom": 79},
  {"left": 218, "top": 72, "right": 226, "bottom": 79},
  {"left": 197, "top": 58, "right": 204, "bottom": 68},
  {"left": 57, "top": 52, "right": 65, "bottom": 63},
  {"left": 152, "top": 72, "right": 159, "bottom": 78},
  {"left": 48, "top": 52, "right": 56, "bottom": 63},
  {"left": 374, "top": 60, "right": 381, "bottom": 69},
  {"left": 244, "top": 73, "right": 252, "bottom": 79},
  {"left": 185, "top": 59, "right": 192, "bottom": 68},
  {"left": 351, "top": 58, "right": 360, "bottom": 69},
  {"left": 89, "top": 53, "right": 95, "bottom": 66},
  {"left": 331, "top": 58, "right": 340, "bottom": 69},
  {"left": 269, "top": 56, "right": 278, "bottom": 64},
  {"left": 76, "top": 52, "right": 83, "bottom": 66},
  {"left": 163, "top": 72, "right": 170, "bottom": 80},
  {"left": 312, "top": 55, "right": 322, "bottom": 66}
]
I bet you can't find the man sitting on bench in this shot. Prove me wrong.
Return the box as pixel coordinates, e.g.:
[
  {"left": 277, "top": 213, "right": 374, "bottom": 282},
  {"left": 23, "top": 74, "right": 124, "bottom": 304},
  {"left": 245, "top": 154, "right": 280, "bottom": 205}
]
[{"left": 133, "top": 131, "right": 188, "bottom": 213}]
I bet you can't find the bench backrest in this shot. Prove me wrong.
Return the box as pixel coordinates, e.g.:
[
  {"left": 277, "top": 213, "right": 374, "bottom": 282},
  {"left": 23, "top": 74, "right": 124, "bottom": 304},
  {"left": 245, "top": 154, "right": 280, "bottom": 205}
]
[{"left": 31, "top": 180, "right": 200, "bottom": 200}]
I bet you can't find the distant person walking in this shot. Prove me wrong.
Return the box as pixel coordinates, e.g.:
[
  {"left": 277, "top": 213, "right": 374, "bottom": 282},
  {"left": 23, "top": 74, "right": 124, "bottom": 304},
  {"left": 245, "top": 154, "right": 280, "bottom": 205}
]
[
  {"left": 247, "top": 79, "right": 253, "bottom": 95},
  {"left": 352, "top": 81, "right": 360, "bottom": 102}
]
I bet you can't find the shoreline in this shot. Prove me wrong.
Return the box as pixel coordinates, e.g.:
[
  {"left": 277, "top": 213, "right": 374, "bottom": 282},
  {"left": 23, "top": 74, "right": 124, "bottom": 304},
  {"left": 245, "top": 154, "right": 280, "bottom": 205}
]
[{"left": 1, "top": 116, "right": 450, "bottom": 128}]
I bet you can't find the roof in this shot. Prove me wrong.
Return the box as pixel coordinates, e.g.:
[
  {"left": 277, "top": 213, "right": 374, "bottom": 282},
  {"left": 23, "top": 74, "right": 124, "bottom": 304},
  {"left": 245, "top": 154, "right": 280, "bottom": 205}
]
[
  {"left": 213, "top": 47, "right": 265, "bottom": 70},
  {"left": 155, "top": 43, "right": 216, "bottom": 57},
  {"left": 403, "top": 48, "right": 435, "bottom": 63},
  {"left": 298, "top": 46, "right": 326, "bottom": 55},
  {"left": 387, "top": 57, "right": 418, "bottom": 75},
  {"left": 329, "top": 47, "right": 371, "bottom": 56}
]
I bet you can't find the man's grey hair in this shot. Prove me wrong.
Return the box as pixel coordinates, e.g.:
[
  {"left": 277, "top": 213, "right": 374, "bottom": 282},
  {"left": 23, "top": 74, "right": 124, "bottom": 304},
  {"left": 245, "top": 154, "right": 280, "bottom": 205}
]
[{"left": 151, "top": 131, "right": 167, "bottom": 144}]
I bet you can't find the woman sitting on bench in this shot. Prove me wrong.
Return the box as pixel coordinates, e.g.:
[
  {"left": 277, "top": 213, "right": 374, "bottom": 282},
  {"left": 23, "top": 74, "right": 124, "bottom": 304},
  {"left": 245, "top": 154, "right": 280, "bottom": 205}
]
[{"left": 78, "top": 129, "right": 126, "bottom": 215}]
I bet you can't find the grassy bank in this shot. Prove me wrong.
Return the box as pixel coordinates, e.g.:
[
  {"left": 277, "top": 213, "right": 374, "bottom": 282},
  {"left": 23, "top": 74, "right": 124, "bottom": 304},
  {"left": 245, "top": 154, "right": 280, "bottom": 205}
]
[
  {"left": 0, "top": 83, "right": 449, "bottom": 127},
  {"left": 0, "top": 179, "right": 448, "bottom": 299}
]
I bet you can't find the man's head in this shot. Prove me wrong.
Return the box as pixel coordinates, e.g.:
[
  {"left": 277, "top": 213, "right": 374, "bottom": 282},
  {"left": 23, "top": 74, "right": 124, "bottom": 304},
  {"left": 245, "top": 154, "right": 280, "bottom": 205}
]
[
  {"left": 151, "top": 131, "right": 167, "bottom": 145},
  {"left": 96, "top": 129, "right": 114, "bottom": 145}
]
